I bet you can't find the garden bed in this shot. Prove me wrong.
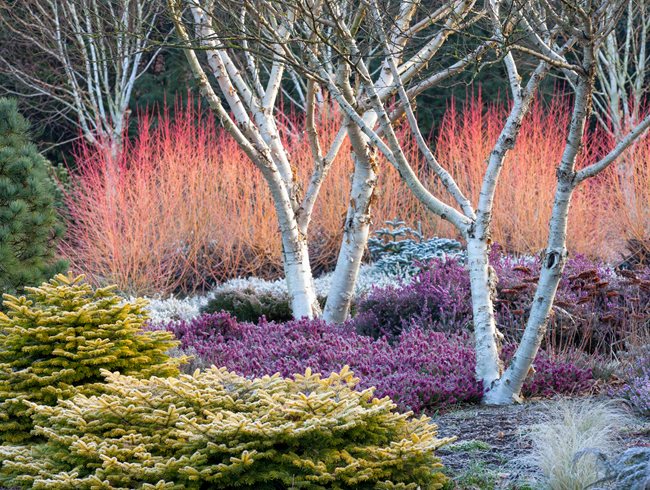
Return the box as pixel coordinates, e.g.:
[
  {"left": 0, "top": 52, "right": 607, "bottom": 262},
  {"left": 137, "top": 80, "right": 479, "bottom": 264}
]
[{"left": 434, "top": 397, "right": 650, "bottom": 489}]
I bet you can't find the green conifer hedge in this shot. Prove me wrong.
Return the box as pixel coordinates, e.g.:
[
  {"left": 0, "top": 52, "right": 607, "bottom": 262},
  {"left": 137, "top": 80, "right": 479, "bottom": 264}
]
[
  {"left": 0, "top": 98, "right": 67, "bottom": 294},
  {"left": 0, "top": 273, "right": 184, "bottom": 443},
  {"left": 0, "top": 366, "right": 453, "bottom": 489}
]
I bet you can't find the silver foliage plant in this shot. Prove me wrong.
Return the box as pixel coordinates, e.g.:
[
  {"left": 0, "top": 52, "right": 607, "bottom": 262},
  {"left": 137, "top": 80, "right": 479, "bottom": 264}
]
[
  {"left": 368, "top": 219, "right": 465, "bottom": 277},
  {"left": 574, "top": 447, "right": 650, "bottom": 490},
  {"left": 143, "top": 265, "right": 402, "bottom": 325}
]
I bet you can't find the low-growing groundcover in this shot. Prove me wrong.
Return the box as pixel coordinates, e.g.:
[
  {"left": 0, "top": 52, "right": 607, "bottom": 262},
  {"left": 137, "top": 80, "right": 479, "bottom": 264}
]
[
  {"left": 0, "top": 274, "right": 183, "bottom": 443},
  {"left": 0, "top": 367, "right": 453, "bottom": 489},
  {"left": 158, "top": 313, "right": 594, "bottom": 413},
  {"left": 353, "top": 253, "right": 650, "bottom": 352}
]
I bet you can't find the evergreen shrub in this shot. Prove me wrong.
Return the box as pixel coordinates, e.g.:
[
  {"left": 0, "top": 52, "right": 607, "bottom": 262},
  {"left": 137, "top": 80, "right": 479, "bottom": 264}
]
[
  {"left": 368, "top": 219, "right": 465, "bottom": 278},
  {"left": 0, "top": 273, "right": 184, "bottom": 443},
  {"left": 0, "top": 97, "right": 67, "bottom": 294},
  {"left": 202, "top": 287, "right": 295, "bottom": 323},
  {"left": 0, "top": 366, "right": 453, "bottom": 489}
]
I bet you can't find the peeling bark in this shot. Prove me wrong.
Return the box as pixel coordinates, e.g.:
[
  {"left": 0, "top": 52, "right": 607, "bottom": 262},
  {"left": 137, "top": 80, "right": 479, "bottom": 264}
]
[
  {"left": 323, "top": 125, "right": 378, "bottom": 323},
  {"left": 467, "top": 238, "right": 503, "bottom": 390}
]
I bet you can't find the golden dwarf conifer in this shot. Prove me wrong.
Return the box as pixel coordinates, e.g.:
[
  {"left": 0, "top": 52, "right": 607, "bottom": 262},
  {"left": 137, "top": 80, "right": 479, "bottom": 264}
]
[
  {"left": 0, "top": 273, "right": 184, "bottom": 443},
  {"left": 1, "top": 366, "right": 454, "bottom": 489}
]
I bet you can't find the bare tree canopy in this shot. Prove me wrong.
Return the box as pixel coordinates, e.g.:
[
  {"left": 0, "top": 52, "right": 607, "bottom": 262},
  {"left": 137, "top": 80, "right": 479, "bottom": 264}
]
[{"left": 0, "top": 0, "right": 163, "bottom": 156}]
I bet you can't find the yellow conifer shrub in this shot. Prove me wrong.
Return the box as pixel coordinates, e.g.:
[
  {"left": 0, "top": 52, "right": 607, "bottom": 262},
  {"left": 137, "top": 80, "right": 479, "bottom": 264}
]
[
  {"left": 0, "top": 273, "right": 184, "bottom": 443},
  {"left": 0, "top": 366, "right": 454, "bottom": 489}
]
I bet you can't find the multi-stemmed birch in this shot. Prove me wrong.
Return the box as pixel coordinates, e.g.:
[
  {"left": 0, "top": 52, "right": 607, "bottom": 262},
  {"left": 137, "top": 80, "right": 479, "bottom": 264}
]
[
  {"left": 300, "top": 0, "right": 650, "bottom": 403},
  {"left": 0, "top": 0, "right": 161, "bottom": 159},
  {"left": 592, "top": 0, "right": 649, "bottom": 230},
  {"left": 167, "top": 0, "right": 484, "bottom": 322},
  {"left": 169, "top": 0, "right": 649, "bottom": 403},
  {"left": 169, "top": 0, "right": 343, "bottom": 319}
]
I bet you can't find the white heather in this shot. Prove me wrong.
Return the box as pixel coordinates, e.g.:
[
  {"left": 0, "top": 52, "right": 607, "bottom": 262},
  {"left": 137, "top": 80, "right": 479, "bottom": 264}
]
[{"left": 143, "top": 264, "right": 406, "bottom": 324}]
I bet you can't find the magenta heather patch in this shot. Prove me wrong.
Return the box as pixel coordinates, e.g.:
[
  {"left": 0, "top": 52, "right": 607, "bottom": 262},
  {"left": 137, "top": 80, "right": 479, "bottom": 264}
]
[
  {"left": 158, "top": 313, "right": 594, "bottom": 412},
  {"left": 353, "top": 258, "right": 473, "bottom": 340},
  {"left": 501, "top": 344, "right": 594, "bottom": 398},
  {"left": 161, "top": 313, "right": 482, "bottom": 412},
  {"left": 353, "top": 251, "right": 650, "bottom": 356}
]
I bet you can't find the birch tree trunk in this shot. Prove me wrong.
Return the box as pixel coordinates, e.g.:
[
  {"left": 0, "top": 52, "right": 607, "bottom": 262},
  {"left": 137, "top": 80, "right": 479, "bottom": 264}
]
[
  {"left": 322, "top": 1, "right": 419, "bottom": 323},
  {"left": 323, "top": 120, "right": 378, "bottom": 323},
  {"left": 483, "top": 185, "right": 572, "bottom": 404},
  {"left": 593, "top": 0, "right": 648, "bottom": 220},
  {"left": 466, "top": 238, "right": 503, "bottom": 388},
  {"left": 280, "top": 227, "right": 321, "bottom": 319},
  {"left": 483, "top": 65, "right": 594, "bottom": 404},
  {"left": 262, "top": 160, "right": 321, "bottom": 318}
]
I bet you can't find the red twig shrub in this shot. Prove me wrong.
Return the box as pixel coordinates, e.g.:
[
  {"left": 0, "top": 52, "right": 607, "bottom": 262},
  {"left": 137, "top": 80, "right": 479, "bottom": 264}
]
[
  {"left": 433, "top": 94, "right": 610, "bottom": 255},
  {"left": 61, "top": 100, "right": 436, "bottom": 295},
  {"left": 603, "top": 124, "right": 650, "bottom": 255},
  {"left": 62, "top": 95, "right": 648, "bottom": 295}
]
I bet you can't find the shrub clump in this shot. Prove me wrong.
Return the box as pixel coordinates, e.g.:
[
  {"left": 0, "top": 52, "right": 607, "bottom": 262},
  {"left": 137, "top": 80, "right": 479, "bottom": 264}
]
[
  {"left": 202, "top": 287, "right": 295, "bottom": 323},
  {"left": 368, "top": 219, "right": 465, "bottom": 278},
  {"left": 0, "top": 273, "right": 184, "bottom": 443},
  {"left": 352, "top": 259, "right": 472, "bottom": 340},
  {"left": 522, "top": 400, "right": 626, "bottom": 490},
  {"left": 162, "top": 314, "right": 483, "bottom": 412},
  {"left": 0, "top": 98, "right": 67, "bottom": 294},
  {"left": 495, "top": 253, "right": 650, "bottom": 355},
  {"left": 353, "top": 252, "right": 650, "bottom": 355},
  {"left": 618, "top": 344, "right": 650, "bottom": 415},
  {"left": 0, "top": 366, "right": 453, "bottom": 489}
]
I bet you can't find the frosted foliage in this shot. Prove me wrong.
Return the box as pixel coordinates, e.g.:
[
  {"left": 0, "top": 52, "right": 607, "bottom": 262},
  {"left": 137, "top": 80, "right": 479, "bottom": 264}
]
[{"left": 144, "top": 265, "right": 403, "bottom": 324}]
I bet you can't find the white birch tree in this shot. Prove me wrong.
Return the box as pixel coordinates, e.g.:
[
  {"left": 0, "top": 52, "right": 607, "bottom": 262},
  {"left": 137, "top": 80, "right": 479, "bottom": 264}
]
[
  {"left": 593, "top": 0, "right": 649, "bottom": 136},
  {"left": 304, "top": 0, "right": 650, "bottom": 403},
  {"left": 167, "top": 0, "right": 487, "bottom": 321},
  {"left": 592, "top": 0, "right": 649, "bottom": 232},
  {"left": 0, "top": 0, "right": 161, "bottom": 158},
  {"left": 167, "top": 0, "right": 650, "bottom": 403}
]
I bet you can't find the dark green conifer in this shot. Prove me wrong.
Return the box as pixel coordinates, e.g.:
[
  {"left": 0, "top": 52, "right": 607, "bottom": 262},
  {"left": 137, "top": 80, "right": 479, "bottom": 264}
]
[{"left": 0, "top": 98, "right": 66, "bottom": 293}]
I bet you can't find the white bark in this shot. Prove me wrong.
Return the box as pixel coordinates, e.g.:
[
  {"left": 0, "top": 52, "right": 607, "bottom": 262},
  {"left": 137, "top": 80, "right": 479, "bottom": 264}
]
[
  {"left": 173, "top": 0, "right": 322, "bottom": 318},
  {"left": 0, "top": 0, "right": 158, "bottom": 156},
  {"left": 275, "top": 197, "right": 321, "bottom": 319},
  {"left": 465, "top": 60, "right": 550, "bottom": 393},
  {"left": 322, "top": 2, "right": 421, "bottom": 323},
  {"left": 323, "top": 122, "right": 378, "bottom": 323},
  {"left": 467, "top": 238, "right": 503, "bottom": 388},
  {"left": 483, "top": 190, "right": 572, "bottom": 404},
  {"left": 591, "top": 0, "right": 649, "bottom": 219},
  {"left": 484, "top": 58, "right": 594, "bottom": 404},
  {"left": 475, "top": 1, "right": 645, "bottom": 403}
]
